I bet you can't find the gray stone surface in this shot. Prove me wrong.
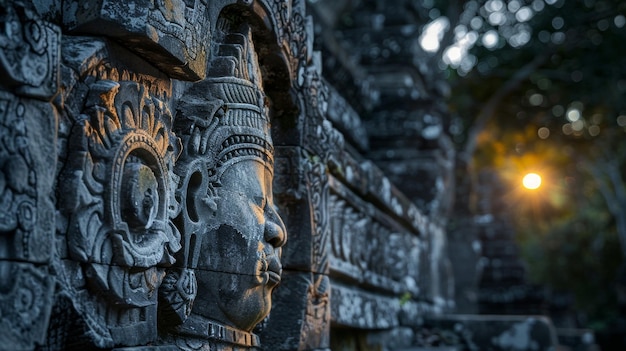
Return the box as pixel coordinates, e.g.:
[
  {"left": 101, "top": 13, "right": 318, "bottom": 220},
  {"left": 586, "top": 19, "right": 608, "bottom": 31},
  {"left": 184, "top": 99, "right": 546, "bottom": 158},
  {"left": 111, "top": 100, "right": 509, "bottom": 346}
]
[
  {"left": 0, "top": 0, "right": 532, "bottom": 351},
  {"left": 164, "top": 22, "right": 287, "bottom": 345},
  {"left": 62, "top": 0, "right": 214, "bottom": 80}
]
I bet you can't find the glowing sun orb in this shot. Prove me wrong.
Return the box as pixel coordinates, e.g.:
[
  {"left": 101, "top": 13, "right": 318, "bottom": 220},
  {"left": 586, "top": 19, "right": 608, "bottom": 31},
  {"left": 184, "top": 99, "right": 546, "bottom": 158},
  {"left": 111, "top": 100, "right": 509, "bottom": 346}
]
[{"left": 522, "top": 173, "right": 542, "bottom": 190}]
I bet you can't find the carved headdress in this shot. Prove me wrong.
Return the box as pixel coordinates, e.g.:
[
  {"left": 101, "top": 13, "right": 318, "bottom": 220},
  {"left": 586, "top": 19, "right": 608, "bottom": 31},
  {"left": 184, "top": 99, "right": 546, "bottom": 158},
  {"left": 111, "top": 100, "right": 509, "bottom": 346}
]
[{"left": 175, "top": 24, "right": 274, "bottom": 182}]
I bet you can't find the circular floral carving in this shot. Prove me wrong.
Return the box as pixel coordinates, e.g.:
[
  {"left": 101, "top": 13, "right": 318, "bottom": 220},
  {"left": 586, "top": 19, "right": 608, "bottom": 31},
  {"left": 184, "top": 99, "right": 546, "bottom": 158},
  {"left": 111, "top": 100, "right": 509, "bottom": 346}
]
[
  {"left": 62, "top": 80, "right": 181, "bottom": 309},
  {"left": 64, "top": 80, "right": 180, "bottom": 267}
]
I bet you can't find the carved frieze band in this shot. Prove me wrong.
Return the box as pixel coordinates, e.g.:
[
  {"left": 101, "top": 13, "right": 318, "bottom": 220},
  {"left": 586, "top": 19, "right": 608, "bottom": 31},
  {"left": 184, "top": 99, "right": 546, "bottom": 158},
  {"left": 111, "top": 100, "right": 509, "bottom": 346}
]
[
  {"left": 330, "top": 284, "right": 400, "bottom": 330},
  {"left": 328, "top": 182, "right": 422, "bottom": 297}
]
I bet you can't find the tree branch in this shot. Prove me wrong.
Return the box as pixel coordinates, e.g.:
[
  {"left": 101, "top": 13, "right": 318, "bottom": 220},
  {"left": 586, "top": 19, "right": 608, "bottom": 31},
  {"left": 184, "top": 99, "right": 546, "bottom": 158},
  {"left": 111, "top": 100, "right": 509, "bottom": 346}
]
[{"left": 459, "top": 51, "right": 550, "bottom": 163}]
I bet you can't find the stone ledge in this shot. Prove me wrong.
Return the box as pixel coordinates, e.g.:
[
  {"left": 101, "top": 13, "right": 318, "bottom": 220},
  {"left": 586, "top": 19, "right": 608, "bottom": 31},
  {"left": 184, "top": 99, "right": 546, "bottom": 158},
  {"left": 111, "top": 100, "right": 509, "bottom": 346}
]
[{"left": 425, "top": 314, "right": 559, "bottom": 351}]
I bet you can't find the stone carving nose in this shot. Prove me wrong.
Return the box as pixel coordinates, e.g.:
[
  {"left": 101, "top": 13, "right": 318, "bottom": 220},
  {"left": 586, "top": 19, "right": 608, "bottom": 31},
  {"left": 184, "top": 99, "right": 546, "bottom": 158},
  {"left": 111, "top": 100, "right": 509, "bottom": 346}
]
[{"left": 264, "top": 212, "right": 286, "bottom": 248}]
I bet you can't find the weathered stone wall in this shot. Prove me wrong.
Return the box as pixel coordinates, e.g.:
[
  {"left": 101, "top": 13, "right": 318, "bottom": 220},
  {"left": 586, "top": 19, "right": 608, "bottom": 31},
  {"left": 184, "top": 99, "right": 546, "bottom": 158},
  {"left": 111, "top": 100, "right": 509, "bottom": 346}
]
[
  {"left": 0, "top": 1, "right": 453, "bottom": 350},
  {"left": 306, "top": 1, "right": 457, "bottom": 348}
]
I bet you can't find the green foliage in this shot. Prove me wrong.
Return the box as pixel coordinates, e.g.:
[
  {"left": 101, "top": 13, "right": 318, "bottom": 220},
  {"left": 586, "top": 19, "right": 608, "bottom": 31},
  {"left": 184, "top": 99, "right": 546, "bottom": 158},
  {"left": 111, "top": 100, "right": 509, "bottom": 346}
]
[
  {"left": 399, "top": 292, "right": 412, "bottom": 306},
  {"left": 448, "top": 0, "right": 626, "bottom": 145},
  {"left": 518, "top": 190, "right": 622, "bottom": 322}
]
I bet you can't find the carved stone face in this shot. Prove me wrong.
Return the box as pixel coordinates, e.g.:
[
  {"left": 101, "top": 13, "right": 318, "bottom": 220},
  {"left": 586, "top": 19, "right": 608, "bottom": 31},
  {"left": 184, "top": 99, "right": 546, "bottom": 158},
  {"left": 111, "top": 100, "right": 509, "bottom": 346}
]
[
  {"left": 166, "top": 21, "right": 288, "bottom": 336},
  {"left": 193, "top": 158, "right": 286, "bottom": 331}
]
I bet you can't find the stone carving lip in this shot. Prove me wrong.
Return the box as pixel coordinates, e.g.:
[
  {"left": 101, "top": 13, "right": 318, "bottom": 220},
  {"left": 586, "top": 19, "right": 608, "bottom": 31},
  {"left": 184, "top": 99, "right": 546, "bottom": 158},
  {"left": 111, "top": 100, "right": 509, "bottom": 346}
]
[{"left": 266, "top": 258, "right": 282, "bottom": 285}]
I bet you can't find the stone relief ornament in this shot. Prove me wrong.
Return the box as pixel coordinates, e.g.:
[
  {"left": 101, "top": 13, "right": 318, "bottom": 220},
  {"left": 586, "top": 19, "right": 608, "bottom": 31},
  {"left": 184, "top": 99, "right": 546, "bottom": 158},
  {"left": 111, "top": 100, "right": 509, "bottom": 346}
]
[
  {"left": 297, "top": 154, "right": 332, "bottom": 348},
  {"left": 60, "top": 78, "right": 180, "bottom": 347},
  {"left": 161, "top": 19, "right": 287, "bottom": 350},
  {"left": 0, "top": 0, "right": 60, "bottom": 99},
  {"left": 63, "top": 0, "right": 211, "bottom": 80},
  {"left": 0, "top": 1, "right": 60, "bottom": 348},
  {"left": 0, "top": 93, "right": 57, "bottom": 351}
]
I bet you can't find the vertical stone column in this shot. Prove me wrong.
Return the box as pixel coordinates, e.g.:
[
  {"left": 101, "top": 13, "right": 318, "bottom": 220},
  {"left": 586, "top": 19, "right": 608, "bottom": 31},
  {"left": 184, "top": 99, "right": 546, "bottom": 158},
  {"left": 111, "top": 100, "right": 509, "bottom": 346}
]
[
  {"left": 0, "top": 2, "right": 60, "bottom": 349},
  {"left": 262, "top": 54, "right": 336, "bottom": 351},
  {"left": 266, "top": 146, "right": 332, "bottom": 351}
]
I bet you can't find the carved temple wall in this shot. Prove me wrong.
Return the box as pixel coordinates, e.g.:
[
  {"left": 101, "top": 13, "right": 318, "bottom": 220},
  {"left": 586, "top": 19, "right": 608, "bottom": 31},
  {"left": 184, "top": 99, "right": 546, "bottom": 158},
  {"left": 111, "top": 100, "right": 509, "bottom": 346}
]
[{"left": 0, "top": 1, "right": 455, "bottom": 350}]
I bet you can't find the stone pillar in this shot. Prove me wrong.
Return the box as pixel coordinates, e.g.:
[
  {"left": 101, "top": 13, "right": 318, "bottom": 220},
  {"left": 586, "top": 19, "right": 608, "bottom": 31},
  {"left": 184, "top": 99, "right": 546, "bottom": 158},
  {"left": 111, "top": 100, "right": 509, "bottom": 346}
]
[{"left": 0, "top": 3, "right": 60, "bottom": 349}]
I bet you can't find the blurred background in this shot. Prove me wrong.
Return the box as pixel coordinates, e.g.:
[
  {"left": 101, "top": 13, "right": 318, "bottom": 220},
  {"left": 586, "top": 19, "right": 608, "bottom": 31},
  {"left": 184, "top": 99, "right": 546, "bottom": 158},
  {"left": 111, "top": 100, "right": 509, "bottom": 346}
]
[
  {"left": 312, "top": 0, "right": 626, "bottom": 349},
  {"left": 418, "top": 0, "right": 626, "bottom": 348}
]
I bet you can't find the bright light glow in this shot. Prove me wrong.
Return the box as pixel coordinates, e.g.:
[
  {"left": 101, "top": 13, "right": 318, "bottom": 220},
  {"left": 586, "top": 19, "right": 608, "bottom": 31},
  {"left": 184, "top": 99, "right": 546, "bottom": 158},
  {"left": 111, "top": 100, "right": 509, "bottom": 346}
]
[
  {"left": 516, "top": 6, "right": 533, "bottom": 22},
  {"left": 443, "top": 28, "right": 478, "bottom": 73},
  {"left": 420, "top": 17, "right": 449, "bottom": 52},
  {"left": 523, "top": 173, "right": 542, "bottom": 190},
  {"left": 445, "top": 46, "right": 463, "bottom": 65},
  {"left": 486, "top": 0, "right": 504, "bottom": 12},
  {"left": 482, "top": 30, "right": 499, "bottom": 48},
  {"left": 566, "top": 108, "right": 581, "bottom": 122},
  {"left": 488, "top": 12, "right": 506, "bottom": 26}
]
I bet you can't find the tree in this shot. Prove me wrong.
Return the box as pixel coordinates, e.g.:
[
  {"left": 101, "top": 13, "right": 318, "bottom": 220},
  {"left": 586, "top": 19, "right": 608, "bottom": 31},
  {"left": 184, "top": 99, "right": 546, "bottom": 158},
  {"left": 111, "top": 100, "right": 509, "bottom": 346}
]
[{"left": 420, "top": 0, "right": 626, "bottom": 335}]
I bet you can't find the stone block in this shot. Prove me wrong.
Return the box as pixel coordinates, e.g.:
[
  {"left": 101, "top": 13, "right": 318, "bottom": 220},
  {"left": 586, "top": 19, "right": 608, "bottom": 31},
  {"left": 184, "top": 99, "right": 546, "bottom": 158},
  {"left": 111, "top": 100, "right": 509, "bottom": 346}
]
[
  {"left": 63, "top": 0, "right": 215, "bottom": 80},
  {"left": 262, "top": 270, "right": 330, "bottom": 350},
  {"left": 0, "top": 262, "right": 55, "bottom": 350}
]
